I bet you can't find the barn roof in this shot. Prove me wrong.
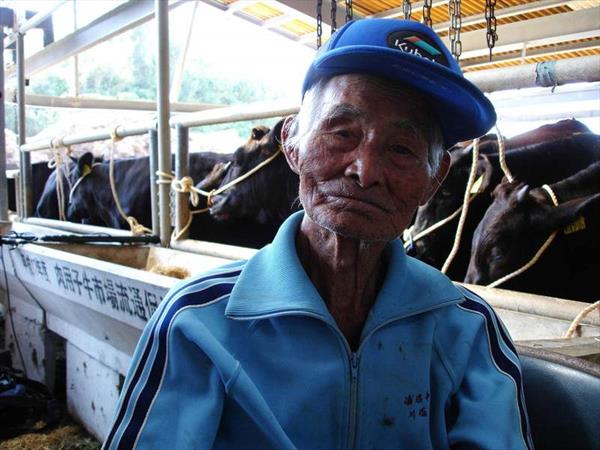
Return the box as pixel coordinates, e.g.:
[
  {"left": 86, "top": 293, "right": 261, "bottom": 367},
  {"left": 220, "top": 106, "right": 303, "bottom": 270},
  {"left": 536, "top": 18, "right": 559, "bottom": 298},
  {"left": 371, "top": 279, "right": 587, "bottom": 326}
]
[{"left": 207, "top": 0, "right": 600, "bottom": 72}]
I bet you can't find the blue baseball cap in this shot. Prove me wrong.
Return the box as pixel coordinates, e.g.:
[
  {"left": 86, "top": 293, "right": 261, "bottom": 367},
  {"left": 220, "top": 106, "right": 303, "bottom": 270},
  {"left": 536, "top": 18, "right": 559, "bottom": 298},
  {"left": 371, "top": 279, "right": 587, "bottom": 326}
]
[{"left": 302, "top": 19, "right": 496, "bottom": 149}]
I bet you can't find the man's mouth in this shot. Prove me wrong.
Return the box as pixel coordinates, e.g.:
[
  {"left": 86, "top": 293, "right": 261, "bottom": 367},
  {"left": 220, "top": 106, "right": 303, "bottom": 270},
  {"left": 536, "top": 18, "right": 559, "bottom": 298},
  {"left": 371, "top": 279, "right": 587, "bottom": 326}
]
[{"left": 332, "top": 193, "right": 393, "bottom": 213}]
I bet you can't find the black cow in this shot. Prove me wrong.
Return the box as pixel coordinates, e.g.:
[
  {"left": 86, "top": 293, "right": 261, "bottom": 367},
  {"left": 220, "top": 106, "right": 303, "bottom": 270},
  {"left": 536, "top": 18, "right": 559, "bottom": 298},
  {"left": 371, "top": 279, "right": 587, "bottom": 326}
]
[
  {"left": 7, "top": 161, "right": 55, "bottom": 214},
  {"left": 197, "top": 119, "right": 300, "bottom": 234},
  {"left": 410, "top": 127, "right": 599, "bottom": 281},
  {"left": 61, "top": 151, "right": 235, "bottom": 229},
  {"left": 465, "top": 162, "right": 600, "bottom": 302},
  {"left": 35, "top": 126, "right": 280, "bottom": 247}
]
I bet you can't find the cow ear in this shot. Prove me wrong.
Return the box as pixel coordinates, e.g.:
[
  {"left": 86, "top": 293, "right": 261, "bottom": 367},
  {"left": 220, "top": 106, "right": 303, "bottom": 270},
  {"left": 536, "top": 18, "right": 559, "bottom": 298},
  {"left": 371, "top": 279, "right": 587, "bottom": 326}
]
[
  {"left": 197, "top": 162, "right": 229, "bottom": 191},
  {"left": 476, "top": 154, "right": 494, "bottom": 194},
  {"left": 541, "top": 193, "right": 600, "bottom": 231},
  {"left": 251, "top": 127, "right": 267, "bottom": 141},
  {"left": 78, "top": 152, "right": 94, "bottom": 174},
  {"left": 263, "top": 118, "right": 286, "bottom": 156}
]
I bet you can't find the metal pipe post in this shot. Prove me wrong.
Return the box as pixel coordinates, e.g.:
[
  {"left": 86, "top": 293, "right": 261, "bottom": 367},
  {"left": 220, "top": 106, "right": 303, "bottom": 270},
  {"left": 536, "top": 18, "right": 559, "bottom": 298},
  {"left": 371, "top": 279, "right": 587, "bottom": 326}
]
[
  {"left": 148, "top": 128, "right": 160, "bottom": 236},
  {"left": 465, "top": 54, "right": 600, "bottom": 93},
  {"left": 156, "top": 0, "right": 172, "bottom": 246},
  {"left": 17, "top": 32, "right": 32, "bottom": 217},
  {"left": 0, "top": 26, "right": 8, "bottom": 221},
  {"left": 175, "top": 125, "right": 190, "bottom": 240}
]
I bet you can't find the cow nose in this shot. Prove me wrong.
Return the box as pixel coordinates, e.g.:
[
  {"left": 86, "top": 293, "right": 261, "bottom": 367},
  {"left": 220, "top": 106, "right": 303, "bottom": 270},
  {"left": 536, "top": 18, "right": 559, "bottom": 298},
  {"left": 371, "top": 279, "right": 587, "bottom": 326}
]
[{"left": 464, "top": 267, "right": 481, "bottom": 285}]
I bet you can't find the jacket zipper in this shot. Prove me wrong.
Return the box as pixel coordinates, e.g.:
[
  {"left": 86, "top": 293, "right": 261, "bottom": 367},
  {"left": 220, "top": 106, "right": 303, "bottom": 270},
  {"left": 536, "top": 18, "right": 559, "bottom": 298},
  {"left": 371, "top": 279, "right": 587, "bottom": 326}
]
[
  {"left": 228, "top": 299, "right": 463, "bottom": 449},
  {"left": 347, "top": 352, "right": 359, "bottom": 450}
]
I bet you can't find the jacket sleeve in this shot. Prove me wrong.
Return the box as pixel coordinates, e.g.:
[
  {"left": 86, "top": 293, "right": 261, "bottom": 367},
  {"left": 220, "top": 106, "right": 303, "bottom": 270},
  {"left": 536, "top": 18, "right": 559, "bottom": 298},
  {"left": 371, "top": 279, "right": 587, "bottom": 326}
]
[
  {"left": 102, "top": 292, "right": 225, "bottom": 450},
  {"left": 447, "top": 290, "right": 534, "bottom": 450}
]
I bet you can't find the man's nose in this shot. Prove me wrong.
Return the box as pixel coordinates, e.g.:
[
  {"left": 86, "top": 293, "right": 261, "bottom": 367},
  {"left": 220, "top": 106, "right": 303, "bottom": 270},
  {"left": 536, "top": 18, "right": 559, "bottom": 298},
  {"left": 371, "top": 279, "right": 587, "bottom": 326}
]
[{"left": 344, "top": 143, "right": 382, "bottom": 188}]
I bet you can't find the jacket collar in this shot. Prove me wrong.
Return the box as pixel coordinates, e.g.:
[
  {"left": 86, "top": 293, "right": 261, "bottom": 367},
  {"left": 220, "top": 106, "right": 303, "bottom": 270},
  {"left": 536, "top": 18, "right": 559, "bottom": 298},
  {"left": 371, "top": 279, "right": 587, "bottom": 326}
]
[{"left": 225, "top": 212, "right": 463, "bottom": 332}]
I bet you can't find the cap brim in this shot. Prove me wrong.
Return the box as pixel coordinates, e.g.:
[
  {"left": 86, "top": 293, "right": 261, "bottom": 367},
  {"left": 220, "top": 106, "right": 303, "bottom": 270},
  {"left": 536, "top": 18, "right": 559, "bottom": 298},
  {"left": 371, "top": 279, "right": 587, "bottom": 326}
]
[{"left": 304, "top": 46, "right": 496, "bottom": 148}]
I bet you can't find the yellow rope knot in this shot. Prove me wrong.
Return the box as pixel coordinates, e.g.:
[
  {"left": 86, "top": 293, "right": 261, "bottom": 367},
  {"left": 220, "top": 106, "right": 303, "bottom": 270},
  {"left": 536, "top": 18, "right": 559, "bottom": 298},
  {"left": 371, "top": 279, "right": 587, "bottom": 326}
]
[
  {"left": 206, "top": 189, "right": 217, "bottom": 208},
  {"left": 171, "top": 176, "right": 199, "bottom": 206},
  {"left": 126, "top": 216, "right": 152, "bottom": 236},
  {"left": 110, "top": 126, "right": 123, "bottom": 142}
]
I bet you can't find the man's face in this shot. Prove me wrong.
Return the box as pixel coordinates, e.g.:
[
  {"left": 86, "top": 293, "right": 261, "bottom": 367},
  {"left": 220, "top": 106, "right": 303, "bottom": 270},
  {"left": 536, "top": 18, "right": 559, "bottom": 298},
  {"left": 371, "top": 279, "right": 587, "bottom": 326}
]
[{"left": 283, "top": 74, "right": 449, "bottom": 242}]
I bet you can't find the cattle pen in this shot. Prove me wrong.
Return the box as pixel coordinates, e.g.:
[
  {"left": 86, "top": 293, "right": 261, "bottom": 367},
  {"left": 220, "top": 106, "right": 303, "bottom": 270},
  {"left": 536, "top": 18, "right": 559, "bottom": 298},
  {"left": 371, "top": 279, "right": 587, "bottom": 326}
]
[{"left": 1, "top": 0, "right": 599, "bottom": 447}]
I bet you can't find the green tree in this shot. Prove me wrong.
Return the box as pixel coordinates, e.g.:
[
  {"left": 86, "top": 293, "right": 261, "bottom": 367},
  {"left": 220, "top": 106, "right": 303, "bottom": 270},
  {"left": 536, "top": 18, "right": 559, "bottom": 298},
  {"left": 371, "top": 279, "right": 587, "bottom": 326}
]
[
  {"left": 81, "top": 66, "right": 128, "bottom": 97},
  {"left": 29, "top": 74, "right": 69, "bottom": 96}
]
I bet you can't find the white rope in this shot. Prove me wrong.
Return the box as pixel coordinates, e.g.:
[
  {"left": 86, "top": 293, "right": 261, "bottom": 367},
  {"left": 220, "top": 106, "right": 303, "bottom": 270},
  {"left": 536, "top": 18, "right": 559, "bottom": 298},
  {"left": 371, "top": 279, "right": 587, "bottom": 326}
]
[
  {"left": 496, "top": 124, "right": 514, "bottom": 183},
  {"left": 564, "top": 300, "right": 600, "bottom": 338},
  {"left": 402, "top": 141, "right": 483, "bottom": 249},
  {"left": 68, "top": 162, "right": 102, "bottom": 204},
  {"left": 108, "top": 127, "right": 152, "bottom": 236},
  {"left": 48, "top": 138, "right": 72, "bottom": 221},
  {"left": 441, "top": 138, "right": 480, "bottom": 274},
  {"left": 166, "top": 147, "right": 283, "bottom": 240},
  {"left": 487, "top": 184, "right": 560, "bottom": 288}
]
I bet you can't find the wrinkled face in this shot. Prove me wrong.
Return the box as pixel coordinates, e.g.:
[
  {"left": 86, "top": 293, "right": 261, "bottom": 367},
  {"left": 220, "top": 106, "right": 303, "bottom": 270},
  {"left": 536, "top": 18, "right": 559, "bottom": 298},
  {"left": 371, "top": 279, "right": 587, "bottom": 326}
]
[{"left": 283, "top": 74, "right": 448, "bottom": 242}]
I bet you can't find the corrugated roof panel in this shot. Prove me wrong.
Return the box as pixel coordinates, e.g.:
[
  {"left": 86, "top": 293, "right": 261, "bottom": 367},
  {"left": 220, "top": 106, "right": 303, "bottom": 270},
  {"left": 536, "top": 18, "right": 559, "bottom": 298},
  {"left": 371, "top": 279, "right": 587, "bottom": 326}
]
[
  {"left": 460, "top": 5, "right": 574, "bottom": 33},
  {"left": 280, "top": 19, "right": 317, "bottom": 37},
  {"left": 241, "top": 2, "right": 284, "bottom": 21}
]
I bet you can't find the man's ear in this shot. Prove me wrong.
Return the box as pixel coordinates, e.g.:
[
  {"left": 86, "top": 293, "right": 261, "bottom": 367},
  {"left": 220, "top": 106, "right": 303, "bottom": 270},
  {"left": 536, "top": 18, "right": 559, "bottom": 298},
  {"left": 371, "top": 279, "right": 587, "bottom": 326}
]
[
  {"left": 420, "top": 150, "right": 451, "bottom": 205},
  {"left": 281, "top": 115, "right": 300, "bottom": 175}
]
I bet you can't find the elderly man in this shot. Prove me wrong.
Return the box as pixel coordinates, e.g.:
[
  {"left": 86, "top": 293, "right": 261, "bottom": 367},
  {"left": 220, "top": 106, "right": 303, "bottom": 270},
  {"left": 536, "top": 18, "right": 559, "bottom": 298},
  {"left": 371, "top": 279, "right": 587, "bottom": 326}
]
[{"left": 104, "top": 19, "right": 532, "bottom": 450}]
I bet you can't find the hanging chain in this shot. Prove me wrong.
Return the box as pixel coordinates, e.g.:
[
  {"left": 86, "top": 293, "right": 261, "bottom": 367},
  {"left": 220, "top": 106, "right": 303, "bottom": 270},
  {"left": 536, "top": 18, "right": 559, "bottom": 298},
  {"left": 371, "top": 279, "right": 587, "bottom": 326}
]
[
  {"left": 331, "top": 0, "right": 337, "bottom": 32},
  {"left": 403, "top": 0, "right": 412, "bottom": 20},
  {"left": 316, "top": 0, "right": 323, "bottom": 48},
  {"left": 422, "top": 0, "right": 433, "bottom": 28},
  {"left": 485, "top": 0, "right": 498, "bottom": 61},
  {"left": 448, "top": 0, "right": 462, "bottom": 61},
  {"left": 345, "top": 0, "right": 353, "bottom": 22}
]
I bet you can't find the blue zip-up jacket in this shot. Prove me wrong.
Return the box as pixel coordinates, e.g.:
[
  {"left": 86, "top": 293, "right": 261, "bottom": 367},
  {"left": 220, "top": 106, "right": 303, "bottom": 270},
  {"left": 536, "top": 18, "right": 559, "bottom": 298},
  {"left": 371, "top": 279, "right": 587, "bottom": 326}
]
[{"left": 104, "top": 212, "right": 532, "bottom": 450}]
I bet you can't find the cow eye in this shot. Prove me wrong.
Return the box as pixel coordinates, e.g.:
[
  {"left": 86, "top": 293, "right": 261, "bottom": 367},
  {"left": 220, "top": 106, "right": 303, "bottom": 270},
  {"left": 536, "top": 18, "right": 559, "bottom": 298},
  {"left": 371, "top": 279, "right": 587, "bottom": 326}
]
[{"left": 489, "top": 246, "right": 503, "bottom": 262}]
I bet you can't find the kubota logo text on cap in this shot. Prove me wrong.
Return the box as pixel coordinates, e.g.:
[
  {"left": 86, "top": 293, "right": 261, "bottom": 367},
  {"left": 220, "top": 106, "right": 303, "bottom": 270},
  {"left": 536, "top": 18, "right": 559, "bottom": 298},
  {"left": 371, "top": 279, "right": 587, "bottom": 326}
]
[{"left": 386, "top": 31, "right": 449, "bottom": 67}]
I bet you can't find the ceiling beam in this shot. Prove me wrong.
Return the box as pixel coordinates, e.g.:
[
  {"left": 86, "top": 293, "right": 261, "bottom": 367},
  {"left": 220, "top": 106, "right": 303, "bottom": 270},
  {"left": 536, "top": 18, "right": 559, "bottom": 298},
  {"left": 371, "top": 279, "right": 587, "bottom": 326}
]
[
  {"left": 433, "top": 0, "right": 571, "bottom": 33},
  {"left": 444, "top": 7, "right": 600, "bottom": 60},
  {"left": 275, "top": 0, "right": 362, "bottom": 28},
  {"left": 371, "top": 1, "right": 447, "bottom": 19},
  {"left": 3, "top": 0, "right": 185, "bottom": 82},
  {"left": 461, "top": 39, "right": 600, "bottom": 70}
]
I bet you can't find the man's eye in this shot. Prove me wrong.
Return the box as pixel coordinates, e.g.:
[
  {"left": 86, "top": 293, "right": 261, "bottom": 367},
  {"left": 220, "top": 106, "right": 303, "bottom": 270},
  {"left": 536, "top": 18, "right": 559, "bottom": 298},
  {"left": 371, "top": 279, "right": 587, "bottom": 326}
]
[
  {"left": 334, "top": 129, "right": 352, "bottom": 139},
  {"left": 390, "top": 145, "right": 413, "bottom": 155}
]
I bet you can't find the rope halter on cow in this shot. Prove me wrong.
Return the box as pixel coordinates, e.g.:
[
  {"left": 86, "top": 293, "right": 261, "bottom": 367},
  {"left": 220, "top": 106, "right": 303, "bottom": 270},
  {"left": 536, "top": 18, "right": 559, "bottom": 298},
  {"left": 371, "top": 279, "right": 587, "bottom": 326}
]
[
  {"left": 441, "top": 137, "right": 480, "bottom": 274},
  {"left": 108, "top": 126, "right": 152, "bottom": 236},
  {"left": 166, "top": 144, "right": 283, "bottom": 241},
  {"left": 496, "top": 124, "right": 514, "bottom": 183},
  {"left": 48, "top": 137, "right": 73, "bottom": 222},
  {"left": 487, "top": 183, "right": 559, "bottom": 288}
]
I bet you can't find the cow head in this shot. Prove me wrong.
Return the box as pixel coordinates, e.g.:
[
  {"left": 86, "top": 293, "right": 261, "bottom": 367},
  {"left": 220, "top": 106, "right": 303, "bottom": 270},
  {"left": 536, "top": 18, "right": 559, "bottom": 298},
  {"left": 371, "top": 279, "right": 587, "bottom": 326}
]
[
  {"left": 67, "top": 152, "right": 105, "bottom": 225},
  {"left": 465, "top": 180, "right": 600, "bottom": 286},
  {"left": 34, "top": 154, "right": 85, "bottom": 220},
  {"left": 197, "top": 119, "right": 300, "bottom": 224},
  {"left": 410, "top": 144, "right": 493, "bottom": 267}
]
